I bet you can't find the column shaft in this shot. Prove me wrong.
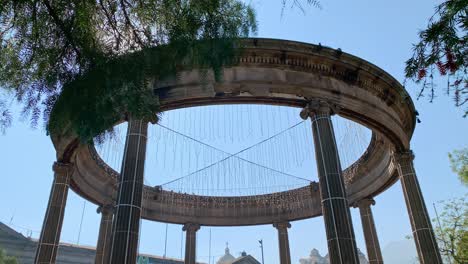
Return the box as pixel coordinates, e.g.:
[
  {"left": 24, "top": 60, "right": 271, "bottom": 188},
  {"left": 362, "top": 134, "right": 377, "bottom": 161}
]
[
  {"left": 95, "top": 205, "right": 114, "bottom": 264},
  {"left": 109, "top": 119, "right": 149, "bottom": 264},
  {"left": 183, "top": 223, "right": 200, "bottom": 264},
  {"left": 35, "top": 162, "right": 72, "bottom": 264},
  {"left": 274, "top": 222, "right": 292, "bottom": 264},
  {"left": 396, "top": 152, "right": 442, "bottom": 264},
  {"left": 302, "top": 101, "right": 359, "bottom": 264},
  {"left": 356, "top": 199, "right": 383, "bottom": 264}
]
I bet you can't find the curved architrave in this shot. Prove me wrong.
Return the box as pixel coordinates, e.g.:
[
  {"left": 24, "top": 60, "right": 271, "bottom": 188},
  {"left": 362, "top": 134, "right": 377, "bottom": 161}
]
[
  {"left": 50, "top": 38, "right": 416, "bottom": 226},
  {"left": 66, "top": 132, "right": 393, "bottom": 226}
]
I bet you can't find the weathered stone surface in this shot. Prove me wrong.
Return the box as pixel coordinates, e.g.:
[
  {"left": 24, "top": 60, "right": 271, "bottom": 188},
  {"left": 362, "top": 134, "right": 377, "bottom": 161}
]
[
  {"left": 304, "top": 100, "right": 359, "bottom": 264},
  {"left": 183, "top": 223, "right": 200, "bottom": 264},
  {"left": 395, "top": 152, "right": 442, "bottom": 264},
  {"left": 355, "top": 199, "right": 383, "bottom": 264},
  {"left": 95, "top": 204, "right": 113, "bottom": 264},
  {"left": 35, "top": 162, "right": 73, "bottom": 264},
  {"left": 274, "top": 222, "right": 292, "bottom": 264},
  {"left": 49, "top": 39, "right": 416, "bottom": 227},
  {"left": 109, "top": 119, "right": 149, "bottom": 264}
]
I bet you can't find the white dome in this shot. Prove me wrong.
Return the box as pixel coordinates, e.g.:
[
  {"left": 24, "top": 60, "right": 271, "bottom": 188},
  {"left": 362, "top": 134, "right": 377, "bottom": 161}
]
[{"left": 217, "top": 245, "right": 236, "bottom": 264}]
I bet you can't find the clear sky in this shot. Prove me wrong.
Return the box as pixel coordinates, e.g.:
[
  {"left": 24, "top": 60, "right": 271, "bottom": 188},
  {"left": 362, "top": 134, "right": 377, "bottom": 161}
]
[{"left": 0, "top": 1, "right": 467, "bottom": 264}]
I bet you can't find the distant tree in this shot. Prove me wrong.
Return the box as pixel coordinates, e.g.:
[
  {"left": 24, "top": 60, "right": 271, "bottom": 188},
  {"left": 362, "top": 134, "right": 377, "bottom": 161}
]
[
  {"left": 449, "top": 148, "right": 468, "bottom": 186},
  {"left": 404, "top": 0, "right": 467, "bottom": 117},
  {"left": 433, "top": 196, "right": 468, "bottom": 264},
  {"left": 0, "top": 248, "right": 18, "bottom": 264}
]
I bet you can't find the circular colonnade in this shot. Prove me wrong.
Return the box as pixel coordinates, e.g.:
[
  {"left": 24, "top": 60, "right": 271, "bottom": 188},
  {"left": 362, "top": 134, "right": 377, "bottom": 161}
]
[{"left": 34, "top": 39, "right": 442, "bottom": 264}]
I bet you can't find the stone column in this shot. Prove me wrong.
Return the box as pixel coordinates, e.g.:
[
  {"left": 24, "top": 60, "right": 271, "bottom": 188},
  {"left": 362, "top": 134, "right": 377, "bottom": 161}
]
[
  {"left": 95, "top": 204, "right": 114, "bottom": 264},
  {"left": 300, "top": 100, "right": 359, "bottom": 264},
  {"left": 274, "top": 222, "right": 292, "bottom": 264},
  {"left": 355, "top": 199, "right": 383, "bottom": 264},
  {"left": 109, "top": 119, "right": 149, "bottom": 264},
  {"left": 35, "top": 162, "right": 73, "bottom": 264},
  {"left": 183, "top": 223, "right": 200, "bottom": 264},
  {"left": 395, "top": 151, "right": 442, "bottom": 264}
]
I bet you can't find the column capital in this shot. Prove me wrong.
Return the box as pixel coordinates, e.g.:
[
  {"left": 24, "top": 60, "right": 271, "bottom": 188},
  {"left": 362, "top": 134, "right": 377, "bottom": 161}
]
[
  {"left": 353, "top": 198, "right": 376, "bottom": 208},
  {"left": 273, "top": 221, "right": 291, "bottom": 230},
  {"left": 52, "top": 162, "right": 73, "bottom": 175},
  {"left": 300, "top": 99, "right": 340, "bottom": 119},
  {"left": 183, "top": 223, "right": 200, "bottom": 232},
  {"left": 97, "top": 204, "right": 114, "bottom": 215},
  {"left": 141, "top": 115, "right": 158, "bottom": 124},
  {"left": 126, "top": 115, "right": 157, "bottom": 124},
  {"left": 392, "top": 150, "right": 415, "bottom": 163},
  {"left": 52, "top": 162, "right": 73, "bottom": 184}
]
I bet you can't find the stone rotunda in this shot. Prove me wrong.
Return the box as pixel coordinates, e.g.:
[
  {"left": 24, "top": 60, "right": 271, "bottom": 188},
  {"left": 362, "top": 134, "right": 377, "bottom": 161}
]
[{"left": 35, "top": 38, "right": 443, "bottom": 264}]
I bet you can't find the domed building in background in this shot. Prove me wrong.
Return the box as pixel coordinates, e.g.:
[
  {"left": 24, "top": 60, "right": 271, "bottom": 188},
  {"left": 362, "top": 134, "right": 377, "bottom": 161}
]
[
  {"left": 217, "top": 245, "right": 236, "bottom": 264},
  {"left": 299, "top": 249, "right": 327, "bottom": 264},
  {"left": 216, "top": 244, "right": 260, "bottom": 264},
  {"left": 299, "top": 248, "right": 368, "bottom": 264}
]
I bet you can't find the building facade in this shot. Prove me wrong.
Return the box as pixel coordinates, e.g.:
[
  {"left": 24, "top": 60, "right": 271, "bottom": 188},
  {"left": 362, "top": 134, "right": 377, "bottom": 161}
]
[{"left": 0, "top": 222, "right": 185, "bottom": 264}]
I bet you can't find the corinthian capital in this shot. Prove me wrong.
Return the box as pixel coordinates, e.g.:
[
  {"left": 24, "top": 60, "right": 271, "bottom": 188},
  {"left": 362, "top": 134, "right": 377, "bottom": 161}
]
[
  {"left": 52, "top": 162, "right": 73, "bottom": 182},
  {"left": 273, "top": 221, "right": 291, "bottom": 230},
  {"left": 353, "top": 198, "right": 376, "bottom": 208},
  {"left": 183, "top": 223, "right": 200, "bottom": 232},
  {"left": 300, "top": 99, "right": 340, "bottom": 119},
  {"left": 97, "top": 204, "right": 115, "bottom": 215},
  {"left": 392, "top": 150, "right": 415, "bottom": 163}
]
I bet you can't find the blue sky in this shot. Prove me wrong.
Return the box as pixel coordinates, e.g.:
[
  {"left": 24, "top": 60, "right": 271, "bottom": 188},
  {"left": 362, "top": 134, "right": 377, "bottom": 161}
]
[{"left": 0, "top": 1, "right": 467, "bottom": 264}]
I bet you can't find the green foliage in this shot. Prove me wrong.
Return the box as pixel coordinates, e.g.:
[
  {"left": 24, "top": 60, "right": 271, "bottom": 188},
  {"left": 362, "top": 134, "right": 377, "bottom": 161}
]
[
  {"left": 0, "top": 248, "right": 18, "bottom": 264},
  {"left": 405, "top": 0, "right": 467, "bottom": 117},
  {"left": 0, "top": 0, "right": 257, "bottom": 140},
  {"left": 0, "top": 100, "right": 11, "bottom": 134},
  {"left": 281, "top": 0, "right": 321, "bottom": 13},
  {"left": 433, "top": 196, "right": 468, "bottom": 263},
  {"left": 49, "top": 39, "right": 243, "bottom": 142},
  {"left": 449, "top": 148, "right": 468, "bottom": 186}
]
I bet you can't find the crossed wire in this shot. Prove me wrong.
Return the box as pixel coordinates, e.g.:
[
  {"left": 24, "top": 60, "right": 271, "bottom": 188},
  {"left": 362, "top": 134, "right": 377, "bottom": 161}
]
[{"left": 157, "top": 120, "right": 311, "bottom": 187}]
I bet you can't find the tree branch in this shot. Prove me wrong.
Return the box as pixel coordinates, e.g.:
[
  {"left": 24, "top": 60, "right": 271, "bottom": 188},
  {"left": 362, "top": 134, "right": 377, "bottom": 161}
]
[
  {"left": 41, "top": 0, "right": 81, "bottom": 59},
  {"left": 119, "top": 0, "right": 144, "bottom": 48},
  {"left": 99, "top": 0, "right": 123, "bottom": 50}
]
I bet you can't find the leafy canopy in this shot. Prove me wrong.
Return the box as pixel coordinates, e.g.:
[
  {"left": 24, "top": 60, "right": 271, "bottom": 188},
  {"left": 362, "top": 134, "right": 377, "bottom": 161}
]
[
  {"left": 0, "top": 248, "right": 18, "bottom": 264},
  {"left": 449, "top": 148, "right": 468, "bottom": 186},
  {"left": 405, "top": 0, "right": 467, "bottom": 117},
  {"left": 0, "top": 0, "right": 257, "bottom": 140},
  {"left": 433, "top": 196, "right": 468, "bottom": 264}
]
